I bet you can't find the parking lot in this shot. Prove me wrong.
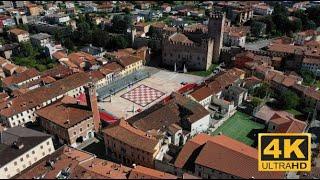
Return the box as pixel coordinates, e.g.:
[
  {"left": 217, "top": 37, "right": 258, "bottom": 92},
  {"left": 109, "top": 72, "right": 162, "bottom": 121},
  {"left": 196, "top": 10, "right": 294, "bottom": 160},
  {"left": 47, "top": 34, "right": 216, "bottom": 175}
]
[{"left": 98, "top": 67, "right": 204, "bottom": 119}]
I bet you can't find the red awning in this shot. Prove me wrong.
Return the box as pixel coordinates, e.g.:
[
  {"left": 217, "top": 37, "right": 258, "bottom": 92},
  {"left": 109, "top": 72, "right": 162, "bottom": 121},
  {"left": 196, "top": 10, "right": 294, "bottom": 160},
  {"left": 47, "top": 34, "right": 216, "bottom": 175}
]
[
  {"left": 99, "top": 111, "right": 118, "bottom": 124},
  {"left": 177, "top": 83, "right": 197, "bottom": 94}
]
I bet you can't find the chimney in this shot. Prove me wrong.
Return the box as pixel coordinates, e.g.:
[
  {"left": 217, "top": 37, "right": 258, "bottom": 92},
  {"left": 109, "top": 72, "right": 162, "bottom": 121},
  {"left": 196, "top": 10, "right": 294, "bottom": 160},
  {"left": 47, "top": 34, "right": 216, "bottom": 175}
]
[{"left": 84, "top": 83, "right": 100, "bottom": 132}]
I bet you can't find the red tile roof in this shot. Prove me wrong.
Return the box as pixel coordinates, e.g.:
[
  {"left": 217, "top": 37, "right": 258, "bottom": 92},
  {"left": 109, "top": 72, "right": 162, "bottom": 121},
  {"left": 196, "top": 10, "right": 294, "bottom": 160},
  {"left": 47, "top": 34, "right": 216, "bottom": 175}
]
[
  {"left": 174, "top": 133, "right": 212, "bottom": 169},
  {"left": 128, "top": 165, "right": 177, "bottom": 179},
  {"left": 104, "top": 120, "right": 159, "bottom": 154},
  {"left": 36, "top": 96, "right": 93, "bottom": 129},
  {"left": 8, "top": 28, "right": 29, "bottom": 36},
  {"left": 195, "top": 135, "right": 285, "bottom": 179},
  {"left": 2, "top": 68, "right": 40, "bottom": 87},
  {"left": 190, "top": 68, "right": 245, "bottom": 101},
  {"left": 169, "top": 33, "right": 194, "bottom": 44},
  {"left": 270, "top": 113, "right": 307, "bottom": 133},
  {"left": 68, "top": 52, "right": 97, "bottom": 66},
  {"left": 52, "top": 51, "right": 67, "bottom": 60},
  {"left": 0, "top": 72, "right": 92, "bottom": 117}
]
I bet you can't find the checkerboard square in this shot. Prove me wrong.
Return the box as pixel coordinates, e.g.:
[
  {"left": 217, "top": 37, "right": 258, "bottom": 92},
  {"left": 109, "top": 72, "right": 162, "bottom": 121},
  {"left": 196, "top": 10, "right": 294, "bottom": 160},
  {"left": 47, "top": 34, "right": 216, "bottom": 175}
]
[{"left": 120, "top": 85, "right": 165, "bottom": 107}]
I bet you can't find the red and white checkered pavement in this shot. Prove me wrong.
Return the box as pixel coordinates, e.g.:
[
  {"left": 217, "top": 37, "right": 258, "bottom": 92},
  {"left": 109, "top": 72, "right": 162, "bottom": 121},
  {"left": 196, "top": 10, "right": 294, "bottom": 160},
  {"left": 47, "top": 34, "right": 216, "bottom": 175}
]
[{"left": 120, "top": 85, "right": 165, "bottom": 107}]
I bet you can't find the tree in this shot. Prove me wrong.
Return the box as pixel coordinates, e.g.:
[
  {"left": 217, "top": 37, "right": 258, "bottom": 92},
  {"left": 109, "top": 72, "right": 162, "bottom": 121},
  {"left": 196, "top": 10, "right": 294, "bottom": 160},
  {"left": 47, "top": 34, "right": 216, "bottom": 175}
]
[
  {"left": 305, "top": 6, "right": 320, "bottom": 26},
  {"left": 250, "top": 21, "right": 266, "bottom": 37},
  {"left": 280, "top": 90, "right": 300, "bottom": 110},
  {"left": 260, "top": 16, "right": 275, "bottom": 35},
  {"left": 305, "top": 20, "right": 317, "bottom": 30},
  {"left": 63, "top": 38, "right": 75, "bottom": 51},
  {"left": 111, "top": 15, "right": 132, "bottom": 34},
  {"left": 110, "top": 35, "right": 129, "bottom": 49},
  {"left": 272, "top": 14, "right": 291, "bottom": 35},
  {"left": 252, "top": 82, "right": 272, "bottom": 99},
  {"left": 251, "top": 97, "right": 263, "bottom": 107},
  {"left": 53, "top": 30, "right": 63, "bottom": 43},
  {"left": 300, "top": 69, "right": 315, "bottom": 85},
  {"left": 123, "top": 7, "right": 131, "bottom": 14},
  {"left": 290, "top": 18, "right": 302, "bottom": 33},
  {"left": 273, "top": 2, "right": 288, "bottom": 16},
  {"left": 92, "top": 29, "right": 110, "bottom": 48},
  {"left": 17, "top": 24, "right": 29, "bottom": 32},
  {"left": 19, "top": 42, "right": 39, "bottom": 57}
]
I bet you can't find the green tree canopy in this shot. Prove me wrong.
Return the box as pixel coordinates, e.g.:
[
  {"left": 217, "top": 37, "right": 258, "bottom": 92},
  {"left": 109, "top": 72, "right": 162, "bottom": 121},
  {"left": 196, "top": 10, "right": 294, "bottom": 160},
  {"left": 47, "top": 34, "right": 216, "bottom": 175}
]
[
  {"left": 300, "top": 69, "right": 315, "bottom": 85},
  {"left": 111, "top": 15, "right": 132, "bottom": 34},
  {"left": 280, "top": 90, "right": 300, "bottom": 110},
  {"left": 250, "top": 21, "right": 266, "bottom": 37},
  {"left": 252, "top": 82, "right": 272, "bottom": 99},
  {"left": 305, "top": 5, "right": 320, "bottom": 26}
]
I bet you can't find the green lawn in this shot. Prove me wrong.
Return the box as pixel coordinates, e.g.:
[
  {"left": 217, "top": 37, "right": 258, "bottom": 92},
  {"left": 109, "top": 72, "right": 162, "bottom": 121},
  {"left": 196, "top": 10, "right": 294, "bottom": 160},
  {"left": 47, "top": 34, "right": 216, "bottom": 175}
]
[
  {"left": 286, "top": 109, "right": 303, "bottom": 117},
  {"left": 211, "top": 112, "right": 265, "bottom": 146},
  {"left": 187, "top": 64, "right": 218, "bottom": 77}
]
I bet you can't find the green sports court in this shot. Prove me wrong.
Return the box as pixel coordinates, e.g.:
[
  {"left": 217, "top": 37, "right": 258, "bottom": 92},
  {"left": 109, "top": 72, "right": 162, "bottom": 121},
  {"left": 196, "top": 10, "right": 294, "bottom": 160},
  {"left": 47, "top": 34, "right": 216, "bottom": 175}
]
[{"left": 212, "top": 111, "right": 265, "bottom": 146}]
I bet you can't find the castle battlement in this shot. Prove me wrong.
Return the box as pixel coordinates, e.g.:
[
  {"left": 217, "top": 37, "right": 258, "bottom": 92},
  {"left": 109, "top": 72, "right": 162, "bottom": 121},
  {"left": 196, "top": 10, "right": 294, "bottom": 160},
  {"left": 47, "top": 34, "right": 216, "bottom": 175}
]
[
  {"left": 182, "top": 28, "right": 208, "bottom": 34},
  {"left": 209, "top": 11, "right": 225, "bottom": 19},
  {"left": 168, "top": 40, "right": 196, "bottom": 47},
  {"left": 166, "top": 38, "right": 212, "bottom": 50}
]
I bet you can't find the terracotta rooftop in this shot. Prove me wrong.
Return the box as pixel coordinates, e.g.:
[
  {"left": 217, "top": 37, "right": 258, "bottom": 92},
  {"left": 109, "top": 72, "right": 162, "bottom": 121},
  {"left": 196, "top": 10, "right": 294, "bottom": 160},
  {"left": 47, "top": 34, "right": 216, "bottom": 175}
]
[
  {"left": 2, "top": 68, "right": 40, "bottom": 87},
  {"left": 41, "top": 64, "right": 74, "bottom": 79},
  {"left": 3, "top": 63, "right": 16, "bottom": 72},
  {"left": 297, "top": 29, "right": 319, "bottom": 37},
  {"left": 268, "top": 43, "right": 320, "bottom": 58},
  {"left": 303, "top": 57, "right": 320, "bottom": 65},
  {"left": 128, "top": 165, "right": 177, "bottom": 179},
  {"left": 293, "top": 84, "right": 320, "bottom": 101},
  {"left": 190, "top": 68, "right": 245, "bottom": 101},
  {"left": 52, "top": 51, "right": 67, "bottom": 60},
  {"left": 68, "top": 52, "right": 97, "bottom": 66},
  {"left": 117, "top": 55, "right": 142, "bottom": 67},
  {"left": 169, "top": 33, "right": 194, "bottom": 44},
  {"left": 134, "top": 22, "right": 149, "bottom": 28},
  {"left": 270, "top": 113, "right": 307, "bottom": 133},
  {"left": 15, "top": 146, "right": 96, "bottom": 179},
  {"left": 104, "top": 120, "right": 159, "bottom": 154},
  {"left": 127, "top": 92, "right": 209, "bottom": 132},
  {"left": 151, "top": 22, "right": 167, "bottom": 29},
  {"left": 174, "top": 133, "right": 212, "bottom": 169},
  {"left": 305, "top": 40, "right": 320, "bottom": 47},
  {"left": 74, "top": 158, "right": 132, "bottom": 179},
  {"left": 36, "top": 96, "right": 93, "bottom": 129},
  {"left": 100, "top": 61, "right": 124, "bottom": 74},
  {"left": 8, "top": 28, "right": 29, "bottom": 36},
  {"left": 194, "top": 135, "right": 285, "bottom": 179},
  {"left": 0, "top": 72, "right": 92, "bottom": 118}
]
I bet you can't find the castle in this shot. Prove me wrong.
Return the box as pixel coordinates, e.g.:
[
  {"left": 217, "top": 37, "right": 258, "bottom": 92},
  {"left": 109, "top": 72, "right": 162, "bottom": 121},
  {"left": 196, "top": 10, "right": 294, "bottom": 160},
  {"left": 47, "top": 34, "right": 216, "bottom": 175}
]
[{"left": 161, "top": 12, "right": 225, "bottom": 71}]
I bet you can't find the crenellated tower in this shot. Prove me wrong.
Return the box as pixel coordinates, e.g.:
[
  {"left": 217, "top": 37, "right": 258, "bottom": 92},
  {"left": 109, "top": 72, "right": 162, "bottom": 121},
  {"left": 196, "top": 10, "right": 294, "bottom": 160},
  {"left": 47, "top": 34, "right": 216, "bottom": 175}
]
[{"left": 208, "top": 11, "right": 226, "bottom": 63}]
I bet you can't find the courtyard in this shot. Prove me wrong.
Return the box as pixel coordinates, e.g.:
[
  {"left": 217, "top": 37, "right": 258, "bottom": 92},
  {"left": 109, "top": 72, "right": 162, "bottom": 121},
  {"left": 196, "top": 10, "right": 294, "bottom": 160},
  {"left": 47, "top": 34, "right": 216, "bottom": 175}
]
[
  {"left": 211, "top": 111, "right": 266, "bottom": 146},
  {"left": 98, "top": 67, "right": 204, "bottom": 119}
]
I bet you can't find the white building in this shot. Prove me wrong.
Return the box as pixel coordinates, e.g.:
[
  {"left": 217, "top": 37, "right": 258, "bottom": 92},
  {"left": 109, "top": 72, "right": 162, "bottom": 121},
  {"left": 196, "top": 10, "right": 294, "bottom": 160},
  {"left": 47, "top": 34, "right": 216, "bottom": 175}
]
[
  {"left": 45, "top": 43, "right": 65, "bottom": 59},
  {"left": 223, "top": 31, "right": 246, "bottom": 47},
  {"left": 253, "top": 3, "right": 274, "bottom": 16},
  {"left": 30, "top": 33, "right": 52, "bottom": 47},
  {"left": 0, "top": 72, "right": 94, "bottom": 128},
  {"left": 46, "top": 14, "right": 70, "bottom": 25},
  {"left": 0, "top": 127, "right": 54, "bottom": 179},
  {"left": 7, "top": 28, "right": 29, "bottom": 43},
  {"left": 301, "top": 57, "right": 320, "bottom": 77},
  {"left": 294, "top": 30, "right": 320, "bottom": 45}
]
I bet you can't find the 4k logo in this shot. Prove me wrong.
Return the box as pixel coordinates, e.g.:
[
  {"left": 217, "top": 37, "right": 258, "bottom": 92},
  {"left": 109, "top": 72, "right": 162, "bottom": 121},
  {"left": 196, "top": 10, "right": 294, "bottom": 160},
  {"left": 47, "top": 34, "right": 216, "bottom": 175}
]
[{"left": 258, "top": 133, "right": 311, "bottom": 172}]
